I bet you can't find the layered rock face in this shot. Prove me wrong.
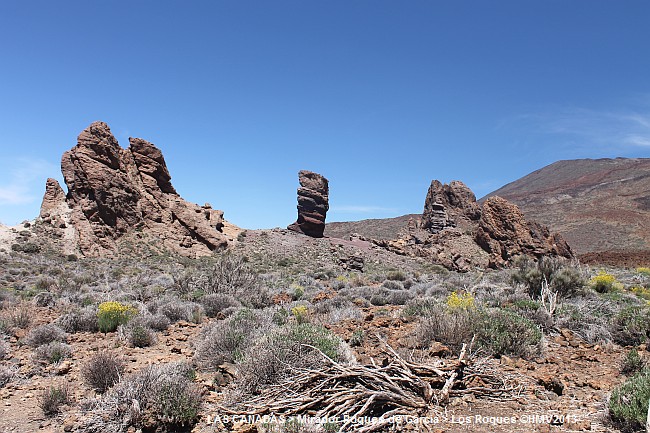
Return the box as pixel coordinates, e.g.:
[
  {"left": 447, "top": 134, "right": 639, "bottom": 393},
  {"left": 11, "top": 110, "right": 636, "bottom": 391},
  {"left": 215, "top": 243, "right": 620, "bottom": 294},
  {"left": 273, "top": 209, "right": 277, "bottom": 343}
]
[
  {"left": 375, "top": 180, "right": 573, "bottom": 271},
  {"left": 40, "top": 121, "right": 229, "bottom": 257},
  {"left": 287, "top": 170, "right": 329, "bottom": 238}
]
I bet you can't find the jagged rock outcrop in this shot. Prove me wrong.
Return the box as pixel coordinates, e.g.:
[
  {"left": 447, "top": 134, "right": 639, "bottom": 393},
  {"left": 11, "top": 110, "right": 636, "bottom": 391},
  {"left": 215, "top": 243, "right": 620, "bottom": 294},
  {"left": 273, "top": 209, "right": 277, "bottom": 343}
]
[
  {"left": 374, "top": 180, "right": 573, "bottom": 271},
  {"left": 475, "top": 196, "right": 573, "bottom": 264},
  {"left": 39, "top": 121, "right": 229, "bottom": 257},
  {"left": 39, "top": 178, "right": 67, "bottom": 220},
  {"left": 421, "top": 180, "right": 481, "bottom": 233},
  {"left": 288, "top": 170, "right": 329, "bottom": 238}
]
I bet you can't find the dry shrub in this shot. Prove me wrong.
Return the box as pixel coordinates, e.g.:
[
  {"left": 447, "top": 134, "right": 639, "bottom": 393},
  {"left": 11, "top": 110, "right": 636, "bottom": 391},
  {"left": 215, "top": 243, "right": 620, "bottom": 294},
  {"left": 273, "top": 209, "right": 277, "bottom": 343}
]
[
  {"left": 8, "top": 304, "right": 31, "bottom": 329},
  {"left": 416, "top": 304, "right": 475, "bottom": 353},
  {"left": 81, "top": 362, "right": 201, "bottom": 431},
  {"left": 0, "top": 366, "right": 15, "bottom": 388},
  {"left": 82, "top": 351, "right": 125, "bottom": 394},
  {"left": 194, "top": 308, "right": 271, "bottom": 370},
  {"left": 24, "top": 324, "right": 67, "bottom": 347},
  {"left": 56, "top": 307, "right": 99, "bottom": 333},
  {"left": 141, "top": 313, "right": 170, "bottom": 331},
  {"left": 0, "top": 340, "right": 8, "bottom": 359},
  {"left": 200, "top": 293, "right": 240, "bottom": 318},
  {"left": 34, "top": 342, "right": 72, "bottom": 364}
]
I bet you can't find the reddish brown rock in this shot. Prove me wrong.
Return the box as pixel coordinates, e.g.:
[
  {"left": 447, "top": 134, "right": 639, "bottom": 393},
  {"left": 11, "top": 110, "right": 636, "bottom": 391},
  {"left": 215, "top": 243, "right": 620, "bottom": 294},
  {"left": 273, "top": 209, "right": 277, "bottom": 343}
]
[
  {"left": 39, "top": 178, "right": 67, "bottom": 219},
  {"left": 421, "top": 180, "right": 481, "bottom": 233},
  {"left": 44, "top": 121, "right": 229, "bottom": 257},
  {"left": 288, "top": 170, "right": 329, "bottom": 238},
  {"left": 476, "top": 196, "right": 573, "bottom": 266},
  {"left": 376, "top": 180, "right": 573, "bottom": 271}
]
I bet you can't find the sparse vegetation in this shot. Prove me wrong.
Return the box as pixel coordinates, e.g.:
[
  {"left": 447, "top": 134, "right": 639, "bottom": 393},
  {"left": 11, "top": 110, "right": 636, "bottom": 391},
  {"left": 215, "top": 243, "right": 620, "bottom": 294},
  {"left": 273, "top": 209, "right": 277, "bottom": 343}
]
[{"left": 1, "top": 231, "right": 649, "bottom": 432}]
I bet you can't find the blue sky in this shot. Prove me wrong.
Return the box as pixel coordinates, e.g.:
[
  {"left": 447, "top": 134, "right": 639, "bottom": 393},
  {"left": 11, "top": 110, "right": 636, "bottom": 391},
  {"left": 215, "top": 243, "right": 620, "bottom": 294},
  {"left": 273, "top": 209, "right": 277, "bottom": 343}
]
[{"left": 1, "top": 1, "right": 649, "bottom": 228}]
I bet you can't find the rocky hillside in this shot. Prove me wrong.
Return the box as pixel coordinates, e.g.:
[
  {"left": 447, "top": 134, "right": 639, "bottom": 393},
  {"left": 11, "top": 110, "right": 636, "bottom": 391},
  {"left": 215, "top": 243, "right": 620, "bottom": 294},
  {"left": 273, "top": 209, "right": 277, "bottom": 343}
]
[
  {"left": 325, "top": 214, "right": 418, "bottom": 240},
  {"left": 483, "top": 158, "right": 650, "bottom": 256}
]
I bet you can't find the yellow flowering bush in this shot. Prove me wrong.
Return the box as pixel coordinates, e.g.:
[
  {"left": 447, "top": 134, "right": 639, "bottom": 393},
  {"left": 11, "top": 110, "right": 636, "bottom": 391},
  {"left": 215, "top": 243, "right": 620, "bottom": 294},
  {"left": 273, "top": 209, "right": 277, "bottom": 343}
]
[
  {"left": 97, "top": 301, "right": 137, "bottom": 333},
  {"left": 630, "top": 286, "right": 650, "bottom": 301},
  {"left": 589, "top": 271, "right": 622, "bottom": 293},
  {"left": 291, "top": 305, "right": 310, "bottom": 324},
  {"left": 636, "top": 267, "right": 650, "bottom": 276},
  {"left": 446, "top": 291, "right": 475, "bottom": 310}
]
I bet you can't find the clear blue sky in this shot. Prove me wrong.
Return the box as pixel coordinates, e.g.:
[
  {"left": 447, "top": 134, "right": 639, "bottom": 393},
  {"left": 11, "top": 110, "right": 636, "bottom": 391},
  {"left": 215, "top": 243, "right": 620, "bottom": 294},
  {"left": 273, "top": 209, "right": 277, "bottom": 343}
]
[{"left": 1, "top": 1, "right": 649, "bottom": 228}]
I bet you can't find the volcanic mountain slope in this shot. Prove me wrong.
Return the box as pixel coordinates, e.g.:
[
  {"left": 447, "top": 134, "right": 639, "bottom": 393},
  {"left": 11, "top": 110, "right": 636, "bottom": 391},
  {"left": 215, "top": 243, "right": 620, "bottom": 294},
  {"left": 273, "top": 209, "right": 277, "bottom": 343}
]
[
  {"left": 483, "top": 158, "right": 650, "bottom": 256},
  {"left": 325, "top": 214, "right": 419, "bottom": 240}
]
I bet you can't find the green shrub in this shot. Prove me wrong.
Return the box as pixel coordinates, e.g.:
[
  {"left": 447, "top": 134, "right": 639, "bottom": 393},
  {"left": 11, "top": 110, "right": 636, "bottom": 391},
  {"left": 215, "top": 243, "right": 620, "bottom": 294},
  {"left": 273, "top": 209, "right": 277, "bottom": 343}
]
[
  {"left": 609, "top": 367, "right": 650, "bottom": 431},
  {"left": 475, "top": 309, "right": 543, "bottom": 358},
  {"left": 349, "top": 329, "right": 365, "bottom": 347},
  {"left": 611, "top": 306, "right": 650, "bottom": 346},
  {"left": 97, "top": 301, "right": 137, "bottom": 333},
  {"left": 126, "top": 323, "right": 156, "bottom": 348},
  {"left": 235, "top": 323, "right": 345, "bottom": 394},
  {"left": 40, "top": 383, "right": 72, "bottom": 416},
  {"left": 511, "top": 257, "right": 584, "bottom": 299},
  {"left": 286, "top": 323, "right": 342, "bottom": 360},
  {"left": 621, "top": 349, "right": 645, "bottom": 375}
]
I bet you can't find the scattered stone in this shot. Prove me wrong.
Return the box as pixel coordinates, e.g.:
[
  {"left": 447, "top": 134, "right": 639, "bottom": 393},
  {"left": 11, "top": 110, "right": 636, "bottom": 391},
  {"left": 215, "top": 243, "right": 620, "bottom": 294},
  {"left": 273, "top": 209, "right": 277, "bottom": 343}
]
[{"left": 538, "top": 374, "right": 565, "bottom": 396}]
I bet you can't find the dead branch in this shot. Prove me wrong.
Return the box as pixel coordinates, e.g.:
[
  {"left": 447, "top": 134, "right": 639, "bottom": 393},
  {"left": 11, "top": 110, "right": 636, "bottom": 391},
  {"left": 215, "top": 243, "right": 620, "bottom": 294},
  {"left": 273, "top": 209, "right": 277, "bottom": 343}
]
[{"left": 219, "top": 340, "right": 523, "bottom": 432}]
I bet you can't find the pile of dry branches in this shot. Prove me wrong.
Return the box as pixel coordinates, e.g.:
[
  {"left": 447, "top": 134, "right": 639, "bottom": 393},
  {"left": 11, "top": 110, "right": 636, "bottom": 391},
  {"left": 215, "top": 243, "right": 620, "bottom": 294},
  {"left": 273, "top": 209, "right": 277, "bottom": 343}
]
[{"left": 220, "top": 341, "right": 523, "bottom": 432}]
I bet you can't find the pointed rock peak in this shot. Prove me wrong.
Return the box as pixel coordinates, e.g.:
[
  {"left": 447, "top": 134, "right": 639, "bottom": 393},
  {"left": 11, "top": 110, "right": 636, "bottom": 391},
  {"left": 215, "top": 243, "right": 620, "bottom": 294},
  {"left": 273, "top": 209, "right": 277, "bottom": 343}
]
[
  {"left": 422, "top": 180, "right": 481, "bottom": 233},
  {"left": 74, "top": 121, "right": 122, "bottom": 169},
  {"left": 39, "top": 178, "right": 66, "bottom": 218}
]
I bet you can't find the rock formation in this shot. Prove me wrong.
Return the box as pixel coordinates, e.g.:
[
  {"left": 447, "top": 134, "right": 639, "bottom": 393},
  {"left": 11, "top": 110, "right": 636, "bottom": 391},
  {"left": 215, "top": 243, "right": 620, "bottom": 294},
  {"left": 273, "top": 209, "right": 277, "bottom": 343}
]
[
  {"left": 374, "top": 180, "right": 573, "bottom": 271},
  {"left": 288, "top": 170, "right": 329, "bottom": 238},
  {"left": 38, "top": 121, "right": 230, "bottom": 257},
  {"left": 476, "top": 196, "right": 572, "bottom": 265}
]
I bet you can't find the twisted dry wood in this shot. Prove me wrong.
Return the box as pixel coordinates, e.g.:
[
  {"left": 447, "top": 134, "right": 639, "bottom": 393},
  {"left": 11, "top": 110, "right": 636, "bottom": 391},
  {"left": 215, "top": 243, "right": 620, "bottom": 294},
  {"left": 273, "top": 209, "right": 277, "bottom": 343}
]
[{"left": 218, "top": 341, "right": 522, "bottom": 432}]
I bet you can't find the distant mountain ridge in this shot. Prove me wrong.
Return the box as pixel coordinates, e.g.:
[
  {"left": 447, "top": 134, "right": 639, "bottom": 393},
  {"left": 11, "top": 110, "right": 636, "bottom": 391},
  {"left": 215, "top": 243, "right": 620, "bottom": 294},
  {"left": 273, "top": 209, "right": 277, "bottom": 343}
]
[
  {"left": 483, "top": 157, "right": 650, "bottom": 256},
  {"left": 325, "top": 214, "right": 419, "bottom": 240}
]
